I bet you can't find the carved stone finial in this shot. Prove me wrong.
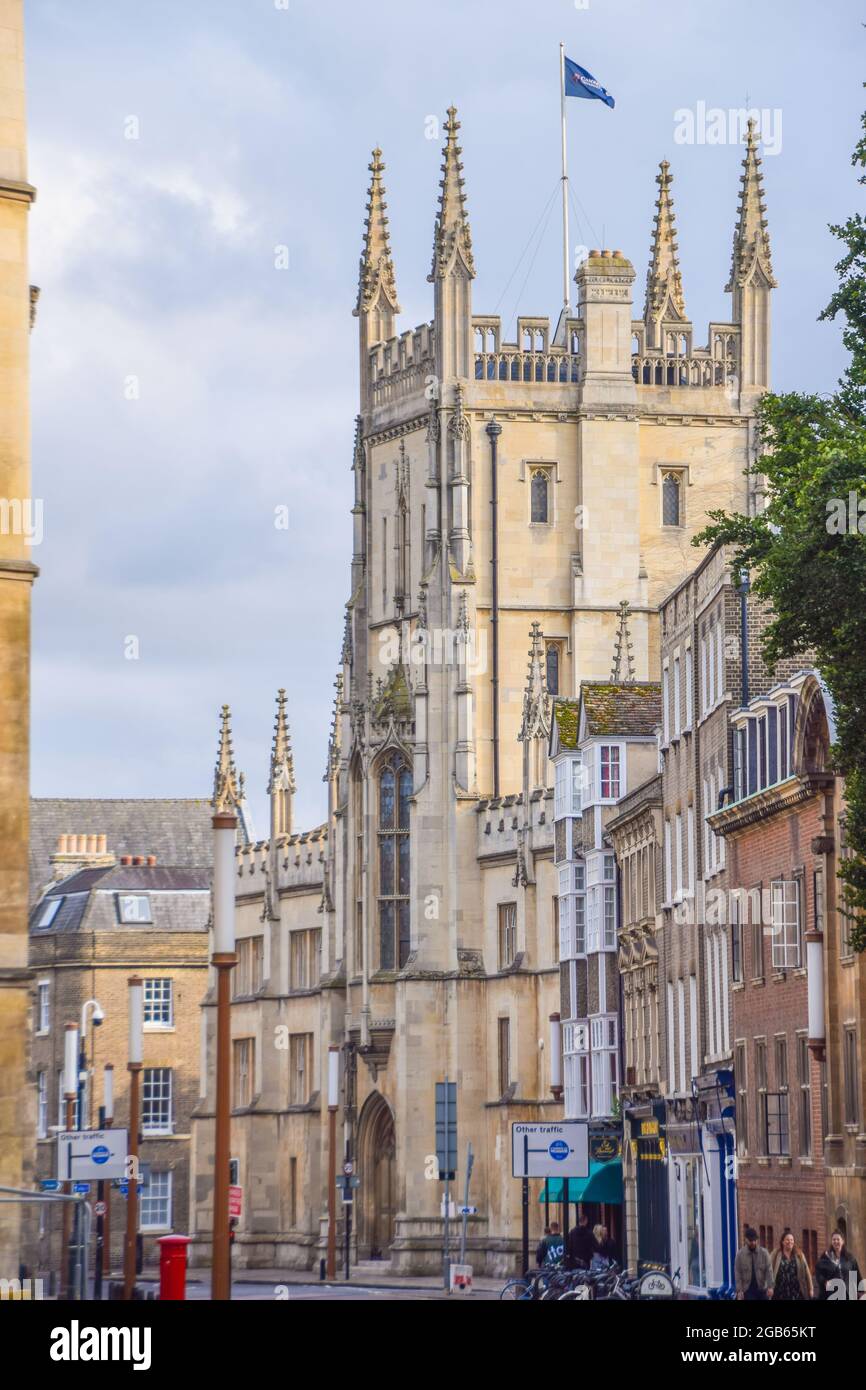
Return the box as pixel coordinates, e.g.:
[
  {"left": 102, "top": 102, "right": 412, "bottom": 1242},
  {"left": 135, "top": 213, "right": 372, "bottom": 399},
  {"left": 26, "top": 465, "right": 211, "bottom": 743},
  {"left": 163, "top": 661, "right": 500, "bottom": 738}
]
[
  {"left": 611, "top": 600, "right": 636, "bottom": 684},
  {"left": 644, "top": 159, "right": 686, "bottom": 327},
  {"left": 429, "top": 106, "right": 475, "bottom": 282},
  {"left": 355, "top": 147, "right": 401, "bottom": 315},
  {"left": 518, "top": 621, "right": 551, "bottom": 744},
  {"left": 726, "top": 119, "right": 776, "bottom": 294},
  {"left": 212, "top": 704, "right": 244, "bottom": 814},
  {"left": 268, "top": 688, "right": 296, "bottom": 796}
]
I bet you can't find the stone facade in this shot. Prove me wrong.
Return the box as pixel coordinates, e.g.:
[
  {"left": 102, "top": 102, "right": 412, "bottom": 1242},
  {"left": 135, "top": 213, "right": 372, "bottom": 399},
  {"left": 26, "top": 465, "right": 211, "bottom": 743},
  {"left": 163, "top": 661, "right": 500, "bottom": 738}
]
[
  {"left": 191, "top": 109, "right": 774, "bottom": 1276},
  {"left": 27, "top": 827, "right": 211, "bottom": 1281},
  {"left": 0, "top": 0, "right": 36, "bottom": 1279}
]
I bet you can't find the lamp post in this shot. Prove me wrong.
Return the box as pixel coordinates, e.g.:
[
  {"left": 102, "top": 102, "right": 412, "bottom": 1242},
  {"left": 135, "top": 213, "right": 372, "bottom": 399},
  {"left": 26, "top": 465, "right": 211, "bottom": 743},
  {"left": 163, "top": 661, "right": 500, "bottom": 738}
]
[
  {"left": 211, "top": 797, "right": 237, "bottom": 1300},
  {"left": 326, "top": 1045, "right": 340, "bottom": 1278},
  {"left": 95, "top": 1062, "right": 113, "bottom": 1300},
  {"left": 79, "top": 997, "right": 105, "bottom": 1129},
  {"left": 123, "top": 975, "right": 143, "bottom": 1300},
  {"left": 549, "top": 1012, "right": 565, "bottom": 1238},
  {"left": 61, "top": 1022, "right": 79, "bottom": 1299}
]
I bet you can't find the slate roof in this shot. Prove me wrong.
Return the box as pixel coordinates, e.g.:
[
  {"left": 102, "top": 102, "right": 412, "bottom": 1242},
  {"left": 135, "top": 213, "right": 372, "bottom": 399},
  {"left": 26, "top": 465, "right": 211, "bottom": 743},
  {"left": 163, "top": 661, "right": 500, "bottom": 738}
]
[
  {"left": 29, "top": 798, "right": 213, "bottom": 905},
  {"left": 30, "top": 862, "right": 211, "bottom": 936},
  {"left": 580, "top": 682, "right": 662, "bottom": 739}
]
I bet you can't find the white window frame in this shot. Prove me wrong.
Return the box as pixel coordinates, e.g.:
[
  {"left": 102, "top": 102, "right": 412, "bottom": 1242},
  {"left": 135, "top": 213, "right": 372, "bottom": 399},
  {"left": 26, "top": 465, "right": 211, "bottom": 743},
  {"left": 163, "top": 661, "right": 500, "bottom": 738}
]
[
  {"left": 687, "top": 805, "right": 695, "bottom": 894},
  {"left": 771, "top": 879, "right": 801, "bottom": 971},
  {"left": 142, "top": 1067, "right": 173, "bottom": 1135},
  {"left": 140, "top": 1170, "right": 173, "bottom": 1232},
  {"left": 663, "top": 820, "right": 672, "bottom": 906},
  {"left": 117, "top": 893, "right": 153, "bottom": 924},
  {"left": 143, "top": 978, "right": 173, "bottom": 1030},
  {"left": 36, "top": 979, "right": 50, "bottom": 1035},
  {"left": 598, "top": 743, "right": 623, "bottom": 802},
  {"left": 689, "top": 973, "right": 698, "bottom": 1079},
  {"left": 674, "top": 812, "right": 683, "bottom": 901},
  {"left": 662, "top": 663, "right": 670, "bottom": 745},
  {"left": 684, "top": 645, "right": 694, "bottom": 730},
  {"left": 37, "top": 1070, "right": 48, "bottom": 1139},
  {"left": 673, "top": 656, "right": 681, "bottom": 738}
]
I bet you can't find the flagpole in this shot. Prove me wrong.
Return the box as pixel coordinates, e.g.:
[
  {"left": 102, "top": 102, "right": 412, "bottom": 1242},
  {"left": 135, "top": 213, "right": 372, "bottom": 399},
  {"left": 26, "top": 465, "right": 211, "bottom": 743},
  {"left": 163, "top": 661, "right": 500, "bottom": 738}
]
[{"left": 559, "top": 41, "right": 570, "bottom": 315}]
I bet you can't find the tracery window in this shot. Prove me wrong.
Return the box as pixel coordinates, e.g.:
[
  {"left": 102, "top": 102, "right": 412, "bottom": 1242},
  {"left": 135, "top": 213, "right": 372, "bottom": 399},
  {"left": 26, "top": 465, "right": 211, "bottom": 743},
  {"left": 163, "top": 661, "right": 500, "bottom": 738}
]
[
  {"left": 530, "top": 468, "right": 550, "bottom": 524},
  {"left": 378, "top": 754, "right": 412, "bottom": 970},
  {"left": 662, "top": 470, "right": 682, "bottom": 527}
]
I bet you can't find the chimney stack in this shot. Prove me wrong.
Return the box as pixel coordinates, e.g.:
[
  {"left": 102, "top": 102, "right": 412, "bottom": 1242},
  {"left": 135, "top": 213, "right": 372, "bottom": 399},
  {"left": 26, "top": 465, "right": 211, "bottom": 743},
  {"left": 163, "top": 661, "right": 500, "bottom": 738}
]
[{"left": 50, "top": 831, "right": 115, "bottom": 880}]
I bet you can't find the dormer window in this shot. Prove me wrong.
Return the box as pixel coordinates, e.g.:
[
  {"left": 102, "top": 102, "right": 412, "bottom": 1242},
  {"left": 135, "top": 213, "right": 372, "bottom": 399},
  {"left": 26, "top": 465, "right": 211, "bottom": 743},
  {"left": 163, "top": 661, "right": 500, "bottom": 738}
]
[
  {"left": 599, "top": 745, "right": 621, "bottom": 800},
  {"left": 117, "top": 893, "right": 152, "bottom": 924},
  {"left": 38, "top": 897, "right": 63, "bottom": 928}
]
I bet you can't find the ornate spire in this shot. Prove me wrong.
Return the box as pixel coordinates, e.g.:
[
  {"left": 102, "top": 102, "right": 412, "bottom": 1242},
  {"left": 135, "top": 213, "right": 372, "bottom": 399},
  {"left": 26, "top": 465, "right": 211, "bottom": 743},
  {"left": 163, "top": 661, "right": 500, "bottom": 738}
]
[
  {"left": 429, "top": 106, "right": 475, "bottom": 282},
  {"left": 644, "top": 159, "right": 686, "bottom": 324},
  {"left": 355, "top": 147, "right": 400, "bottom": 316},
  {"left": 726, "top": 119, "right": 776, "bottom": 295},
  {"left": 212, "top": 705, "right": 244, "bottom": 814},
  {"left": 518, "top": 622, "right": 551, "bottom": 743},
  {"left": 611, "top": 600, "right": 636, "bottom": 684},
  {"left": 268, "top": 689, "right": 296, "bottom": 796}
]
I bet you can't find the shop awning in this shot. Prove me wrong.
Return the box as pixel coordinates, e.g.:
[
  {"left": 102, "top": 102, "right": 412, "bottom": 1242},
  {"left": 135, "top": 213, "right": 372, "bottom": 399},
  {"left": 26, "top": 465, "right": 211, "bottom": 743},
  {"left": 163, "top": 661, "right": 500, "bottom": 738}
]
[{"left": 538, "top": 1159, "right": 623, "bottom": 1206}]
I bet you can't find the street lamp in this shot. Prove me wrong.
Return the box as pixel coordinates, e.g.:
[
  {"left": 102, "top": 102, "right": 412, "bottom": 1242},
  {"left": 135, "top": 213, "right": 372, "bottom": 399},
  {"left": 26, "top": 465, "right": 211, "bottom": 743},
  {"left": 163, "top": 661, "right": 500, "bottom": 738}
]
[
  {"left": 123, "top": 976, "right": 143, "bottom": 1300},
  {"left": 61, "top": 1022, "right": 79, "bottom": 1298},
  {"left": 326, "top": 1046, "right": 340, "bottom": 1279},
  {"left": 211, "top": 783, "right": 237, "bottom": 1300},
  {"left": 79, "top": 998, "right": 105, "bottom": 1129}
]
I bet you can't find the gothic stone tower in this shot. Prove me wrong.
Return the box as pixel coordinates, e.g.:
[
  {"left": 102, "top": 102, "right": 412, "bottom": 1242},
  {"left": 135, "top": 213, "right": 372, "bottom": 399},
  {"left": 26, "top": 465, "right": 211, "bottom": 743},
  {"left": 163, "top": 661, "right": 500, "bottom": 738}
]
[
  {"left": 191, "top": 110, "right": 774, "bottom": 1276},
  {"left": 0, "top": 1, "right": 36, "bottom": 1274}
]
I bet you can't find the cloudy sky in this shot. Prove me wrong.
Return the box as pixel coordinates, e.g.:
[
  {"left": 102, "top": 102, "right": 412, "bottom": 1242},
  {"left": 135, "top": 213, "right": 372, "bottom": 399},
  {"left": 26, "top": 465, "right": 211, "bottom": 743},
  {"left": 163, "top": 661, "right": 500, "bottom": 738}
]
[{"left": 26, "top": 0, "right": 863, "bottom": 835}]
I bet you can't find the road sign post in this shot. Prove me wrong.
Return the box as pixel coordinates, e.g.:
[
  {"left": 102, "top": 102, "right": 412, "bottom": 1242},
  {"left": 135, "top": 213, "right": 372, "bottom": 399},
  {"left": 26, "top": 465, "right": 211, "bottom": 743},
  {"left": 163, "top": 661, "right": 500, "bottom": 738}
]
[
  {"left": 435, "top": 1080, "right": 457, "bottom": 1293},
  {"left": 510, "top": 1122, "right": 589, "bottom": 1276}
]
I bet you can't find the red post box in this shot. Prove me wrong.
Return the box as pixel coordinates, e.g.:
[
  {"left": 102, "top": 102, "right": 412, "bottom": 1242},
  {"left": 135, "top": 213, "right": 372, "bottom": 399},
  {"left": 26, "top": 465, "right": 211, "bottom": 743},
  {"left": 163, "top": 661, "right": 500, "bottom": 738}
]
[{"left": 158, "top": 1235, "right": 191, "bottom": 1300}]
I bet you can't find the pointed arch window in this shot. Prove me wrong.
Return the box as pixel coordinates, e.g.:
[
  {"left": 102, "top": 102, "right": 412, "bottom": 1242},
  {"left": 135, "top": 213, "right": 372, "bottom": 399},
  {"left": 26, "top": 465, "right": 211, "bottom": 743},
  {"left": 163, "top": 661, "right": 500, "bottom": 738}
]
[
  {"left": 662, "top": 470, "right": 683, "bottom": 527},
  {"left": 545, "top": 643, "right": 560, "bottom": 696},
  {"left": 530, "top": 468, "right": 550, "bottom": 525},
  {"left": 378, "top": 753, "right": 412, "bottom": 970}
]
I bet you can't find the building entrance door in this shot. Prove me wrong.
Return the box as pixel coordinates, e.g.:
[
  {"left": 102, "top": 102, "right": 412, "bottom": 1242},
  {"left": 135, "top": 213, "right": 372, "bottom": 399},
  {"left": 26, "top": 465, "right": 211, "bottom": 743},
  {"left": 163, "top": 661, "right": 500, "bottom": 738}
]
[{"left": 357, "top": 1092, "right": 396, "bottom": 1259}]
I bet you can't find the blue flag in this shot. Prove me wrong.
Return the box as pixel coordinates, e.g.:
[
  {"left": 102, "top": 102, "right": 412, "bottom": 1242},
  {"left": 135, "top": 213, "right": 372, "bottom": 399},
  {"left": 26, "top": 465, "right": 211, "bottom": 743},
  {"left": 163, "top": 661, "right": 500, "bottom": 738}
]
[{"left": 564, "top": 56, "right": 615, "bottom": 109}]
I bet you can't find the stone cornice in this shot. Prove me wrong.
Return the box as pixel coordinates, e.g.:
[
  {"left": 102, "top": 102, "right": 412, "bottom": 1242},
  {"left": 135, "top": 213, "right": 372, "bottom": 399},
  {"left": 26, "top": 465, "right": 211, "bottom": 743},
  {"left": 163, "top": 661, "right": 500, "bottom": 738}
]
[
  {"left": 0, "top": 177, "right": 37, "bottom": 205},
  {"left": 709, "top": 772, "right": 834, "bottom": 837},
  {"left": 0, "top": 557, "right": 39, "bottom": 581}
]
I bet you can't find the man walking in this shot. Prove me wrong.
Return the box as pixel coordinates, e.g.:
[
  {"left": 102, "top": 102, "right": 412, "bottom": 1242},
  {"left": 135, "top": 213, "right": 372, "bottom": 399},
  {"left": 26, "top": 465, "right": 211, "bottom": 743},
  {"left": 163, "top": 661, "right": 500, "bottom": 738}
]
[{"left": 735, "top": 1227, "right": 775, "bottom": 1300}]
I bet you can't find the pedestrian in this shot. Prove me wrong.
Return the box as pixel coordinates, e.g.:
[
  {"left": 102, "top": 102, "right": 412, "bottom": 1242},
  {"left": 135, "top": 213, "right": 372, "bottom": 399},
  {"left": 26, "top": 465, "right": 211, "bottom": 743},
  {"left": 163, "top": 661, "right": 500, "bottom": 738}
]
[
  {"left": 770, "top": 1231, "right": 812, "bottom": 1301},
  {"left": 593, "top": 1223, "right": 617, "bottom": 1260},
  {"left": 734, "top": 1227, "right": 774, "bottom": 1300},
  {"left": 815, "top": 1230, "right": 863, "bottom": 1301},
  {"left": 535, "top": 1221, "right": 564, "bottom": 1268},
  {"left": 567, "top": 1210, "right": 595, "bottom": 1268}
]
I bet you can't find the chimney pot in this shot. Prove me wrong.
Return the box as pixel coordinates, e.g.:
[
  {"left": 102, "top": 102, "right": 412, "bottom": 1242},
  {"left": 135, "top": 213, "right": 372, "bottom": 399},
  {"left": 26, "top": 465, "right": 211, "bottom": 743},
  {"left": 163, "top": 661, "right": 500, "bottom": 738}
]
[
  {"left": 120, "top": 855, "right": 132, "bottom": 866},
  {"left": 98, "top": 834, "right": 107, "bottom": 853},
  {"left": 132, "top": 856, "right": 143, "bottom": 866},
  {"left": 146, "top": 855, "right": 157, "bottom": 867}
]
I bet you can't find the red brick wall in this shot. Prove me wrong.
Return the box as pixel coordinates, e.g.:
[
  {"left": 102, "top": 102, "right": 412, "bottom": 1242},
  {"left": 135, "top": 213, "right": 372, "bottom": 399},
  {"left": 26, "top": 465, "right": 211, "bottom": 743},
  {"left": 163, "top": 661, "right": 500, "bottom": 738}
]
[{"left": 729, "top": 796, "right": 826, "bottom": 1268}]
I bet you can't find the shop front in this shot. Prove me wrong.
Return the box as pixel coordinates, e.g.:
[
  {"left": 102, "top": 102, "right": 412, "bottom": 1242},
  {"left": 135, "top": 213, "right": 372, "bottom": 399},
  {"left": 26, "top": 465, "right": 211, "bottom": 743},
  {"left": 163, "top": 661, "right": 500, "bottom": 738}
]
[
  {"left": 626, "top": 1099, "right": 670, "bottom": 1274},
  {"left": 666, "top": 1073, "right": 737, "bottom": 1297}
]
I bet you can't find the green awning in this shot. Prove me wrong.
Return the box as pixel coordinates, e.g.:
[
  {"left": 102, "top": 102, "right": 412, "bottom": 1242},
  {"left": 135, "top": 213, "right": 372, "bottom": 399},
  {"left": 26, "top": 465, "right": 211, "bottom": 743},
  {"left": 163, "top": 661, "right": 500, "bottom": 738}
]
[{"left": 538, "top": 1159, "right": 623, "bottom": 1206}]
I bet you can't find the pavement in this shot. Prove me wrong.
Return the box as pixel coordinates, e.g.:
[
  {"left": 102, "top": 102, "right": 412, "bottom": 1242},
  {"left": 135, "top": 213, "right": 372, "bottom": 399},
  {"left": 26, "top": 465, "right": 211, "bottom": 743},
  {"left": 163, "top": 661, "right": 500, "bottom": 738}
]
[{"left": 136, "top": 1262, "right": 502, "bottom": 1301}]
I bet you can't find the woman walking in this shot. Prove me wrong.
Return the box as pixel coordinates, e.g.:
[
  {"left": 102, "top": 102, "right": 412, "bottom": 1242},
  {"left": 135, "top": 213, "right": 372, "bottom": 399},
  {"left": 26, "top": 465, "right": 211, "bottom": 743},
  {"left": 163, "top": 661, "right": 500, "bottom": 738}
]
[{"left": 770, "top": 1232, "right": 812, "bottom": 1301}]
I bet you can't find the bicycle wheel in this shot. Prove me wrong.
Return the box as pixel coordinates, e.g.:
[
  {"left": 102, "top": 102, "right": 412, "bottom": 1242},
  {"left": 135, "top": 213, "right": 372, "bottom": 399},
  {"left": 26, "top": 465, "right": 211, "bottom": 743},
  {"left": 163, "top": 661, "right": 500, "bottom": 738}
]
[{"left": 500, "top": 1278, "right": 532, "bottom": 1300}]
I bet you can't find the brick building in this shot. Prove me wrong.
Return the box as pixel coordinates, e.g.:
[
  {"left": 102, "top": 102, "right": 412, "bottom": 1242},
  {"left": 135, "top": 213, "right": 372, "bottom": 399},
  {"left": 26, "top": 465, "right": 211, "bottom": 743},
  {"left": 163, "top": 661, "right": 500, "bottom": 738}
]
[
  {"left": 27, "top": 800, "right": 213, "bottom": 1282},
  {"left": 709, "top": 672, "right": 829, "bottom": 1272}
]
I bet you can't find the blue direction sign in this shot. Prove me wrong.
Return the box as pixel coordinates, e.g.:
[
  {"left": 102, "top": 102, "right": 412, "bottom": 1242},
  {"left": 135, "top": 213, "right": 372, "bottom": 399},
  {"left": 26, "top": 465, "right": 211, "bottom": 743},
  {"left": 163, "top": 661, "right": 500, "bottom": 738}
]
[
  {"left": 56, "top": 1129, "right": 128, "bottom": 1182},
  {"left": 72, "top": 1183, "right": 90, "bottom": 1195},
  {"left": 40, "top": 1180, "right": 60, "bottom": 1192}
]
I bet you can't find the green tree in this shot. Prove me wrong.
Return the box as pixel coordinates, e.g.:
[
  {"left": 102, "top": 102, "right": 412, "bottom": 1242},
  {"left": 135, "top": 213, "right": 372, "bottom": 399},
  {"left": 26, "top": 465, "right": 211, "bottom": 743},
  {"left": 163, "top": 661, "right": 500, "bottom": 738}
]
[{"left": 696, "top": 107, "right": 866, "bottom": 950}]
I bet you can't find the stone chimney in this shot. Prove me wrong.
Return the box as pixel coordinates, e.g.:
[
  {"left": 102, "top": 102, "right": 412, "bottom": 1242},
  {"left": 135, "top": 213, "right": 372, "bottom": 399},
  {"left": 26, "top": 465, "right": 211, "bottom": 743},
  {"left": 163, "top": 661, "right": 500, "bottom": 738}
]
[{"left": 50, "top": 832, "right": 115, "bottom": 881}]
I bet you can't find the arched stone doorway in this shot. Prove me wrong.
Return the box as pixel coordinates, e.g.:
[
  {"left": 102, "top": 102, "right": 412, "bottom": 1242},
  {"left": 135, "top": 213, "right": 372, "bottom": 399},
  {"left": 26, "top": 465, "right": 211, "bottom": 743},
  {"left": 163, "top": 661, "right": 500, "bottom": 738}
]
[{"left": 357, "top": 1091, "right": 396, "bottom": 1260}]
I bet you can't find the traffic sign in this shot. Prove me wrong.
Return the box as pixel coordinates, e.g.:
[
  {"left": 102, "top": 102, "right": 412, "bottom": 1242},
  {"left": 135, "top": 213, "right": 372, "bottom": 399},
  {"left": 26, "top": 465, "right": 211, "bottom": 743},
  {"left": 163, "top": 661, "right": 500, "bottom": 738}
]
[
  {"left": 72, "top": 1183, "right": 90, "bottom": 1195},
  {"left": 343, "top": 1161, "right": 354, "bottom": 1176},
  {"left": 56, "top": 1129, "right": 128, "bottom": 1182},
  {"left": 94, "top": 1201, "right": 106, "bottom": 1217},
  {"left": 511, "top": 1122, "right": 589, "bottom": 1179},
  {"left": 229, "top": 1185, "right": 242, "bottom": 1219},
  {"left": 457, "top": 1205, "right": 477, "bottom": 1216},
  {"left": 40, "top": 1180, "right": 60, "bottom": 1192}
]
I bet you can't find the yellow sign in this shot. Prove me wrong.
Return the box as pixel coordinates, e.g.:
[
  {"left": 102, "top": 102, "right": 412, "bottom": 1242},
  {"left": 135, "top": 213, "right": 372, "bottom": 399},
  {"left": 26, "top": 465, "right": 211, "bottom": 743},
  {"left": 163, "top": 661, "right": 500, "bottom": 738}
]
[{"left": 640, "top": 1119, "right": 659, "bottom": 1137}]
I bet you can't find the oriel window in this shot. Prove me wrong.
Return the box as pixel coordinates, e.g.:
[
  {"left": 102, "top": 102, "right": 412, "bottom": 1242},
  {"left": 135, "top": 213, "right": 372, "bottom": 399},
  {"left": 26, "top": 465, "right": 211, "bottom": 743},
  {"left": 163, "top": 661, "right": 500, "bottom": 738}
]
[{"left": 378, "top": 753, "right": 412, "bottom": 970}]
